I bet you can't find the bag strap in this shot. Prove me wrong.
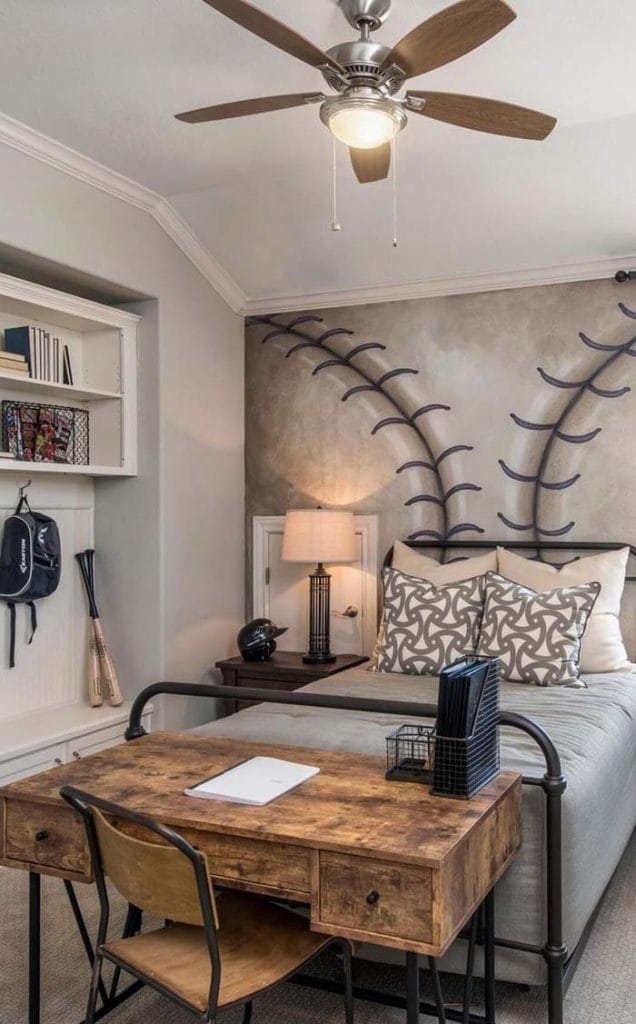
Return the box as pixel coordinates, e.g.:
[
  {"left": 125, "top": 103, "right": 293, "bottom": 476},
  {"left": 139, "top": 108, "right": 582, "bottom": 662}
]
[
  {"left": 28, "top": 602, "right": 37, "bottom": 644},
  {"left": 8, "top": 602, "right": 15, "bottom": 669},
  {"left": 6, "top": 602, "right": 37, "bottom": 668},
  {"left": 15, "top": 495, "right": 32, "bottom": 516}
]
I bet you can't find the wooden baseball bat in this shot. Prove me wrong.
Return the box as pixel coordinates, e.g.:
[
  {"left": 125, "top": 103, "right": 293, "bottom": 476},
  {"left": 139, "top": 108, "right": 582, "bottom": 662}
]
[
  {"left": 75, "top": 552, "right": 102, "bottom": 707},
  {"left": 84, "top": 549, "right": 124, "bottom": 708}
]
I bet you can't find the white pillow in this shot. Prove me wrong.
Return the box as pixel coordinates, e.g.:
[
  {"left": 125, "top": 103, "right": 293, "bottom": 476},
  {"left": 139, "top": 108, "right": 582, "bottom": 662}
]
[
  {"left": 497, "top": 547, "right": 632, "bottom": 673},
  {"left": 392, "top": 540, "right": 497, "bottom": 582}
]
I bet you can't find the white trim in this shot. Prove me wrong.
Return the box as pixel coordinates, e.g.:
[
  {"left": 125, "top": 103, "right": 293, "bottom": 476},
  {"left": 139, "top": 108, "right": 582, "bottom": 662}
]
[
  {"left": 252, "top": 513, "right": 379, "bottom": 656},
  {"left": 242, "top": 255, "right": 636, "bottom": 315},
  {"left": 0, "top": 112, "right": 246, "bottom": 315},
  {"left": 1, "top": 112, "right": 634, "bottom": 317},
  {"left": 0, "top": 269, "right": 140, "bottom": 328}
]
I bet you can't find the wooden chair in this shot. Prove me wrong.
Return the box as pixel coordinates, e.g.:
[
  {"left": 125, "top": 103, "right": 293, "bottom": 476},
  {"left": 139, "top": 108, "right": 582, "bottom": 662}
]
[{"left": 60, "top": 785, "right": 354, "bottom": 1024}]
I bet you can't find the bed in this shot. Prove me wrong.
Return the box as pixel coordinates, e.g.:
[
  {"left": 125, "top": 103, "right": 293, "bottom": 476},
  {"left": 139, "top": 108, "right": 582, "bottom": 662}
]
[
  {"left": 127, "top": 539, "right": 636, "bottom": 1023},
  {"left": 194, "top": 665, "right": 636, "bottom": 986}
]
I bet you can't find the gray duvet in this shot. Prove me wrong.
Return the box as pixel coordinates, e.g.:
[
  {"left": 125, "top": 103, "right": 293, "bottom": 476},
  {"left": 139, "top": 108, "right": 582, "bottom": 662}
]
[{"left": 194, "top": 668, "right": 636, "bottom": 984}]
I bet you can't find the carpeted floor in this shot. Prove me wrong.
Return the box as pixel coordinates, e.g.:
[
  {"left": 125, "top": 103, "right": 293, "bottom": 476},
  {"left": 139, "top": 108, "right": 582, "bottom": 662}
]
[{"left": 1, "top": 835, "right": 633, "bottom": 1024}]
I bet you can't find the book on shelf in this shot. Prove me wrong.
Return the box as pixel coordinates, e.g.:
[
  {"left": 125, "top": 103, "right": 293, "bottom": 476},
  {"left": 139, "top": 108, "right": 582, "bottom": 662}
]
[
  {"left": 0, "top": 354, "right": 29, "bottom": 375},
  {"left": 62, "top": 345, "right": 73, "bottom": 385},
  {"left": 3, "top": 325, "right": 72, "bottom": 385}
]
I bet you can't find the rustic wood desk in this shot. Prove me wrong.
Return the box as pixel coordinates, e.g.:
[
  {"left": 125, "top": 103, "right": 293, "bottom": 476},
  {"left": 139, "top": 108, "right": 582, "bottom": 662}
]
[{"left": 0, "top": 732, "right": 521, "bottom": 1024}]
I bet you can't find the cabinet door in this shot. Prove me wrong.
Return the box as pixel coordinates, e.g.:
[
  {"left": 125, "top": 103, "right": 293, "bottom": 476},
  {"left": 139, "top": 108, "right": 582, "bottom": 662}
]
[
  {"left": 0, "top": 743, "right": 66, "bottom": 785},
  {"left": 66, "top": 712, "right": 152, "bottom": 762},
  {"left": 253, "top": 515, "right": 378, "bottom": 656}
]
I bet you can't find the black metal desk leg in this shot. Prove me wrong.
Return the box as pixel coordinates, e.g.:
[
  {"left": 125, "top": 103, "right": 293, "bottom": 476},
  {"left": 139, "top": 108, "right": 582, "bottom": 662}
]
[
  {"left": 484, "top": 888, "right": 496, "bottom": 1024},
  {"left": 406, "top": 952, "right": 420, "bottom": 1024},
  {"left": 28, "top": 872, "right": 41, "bottom": 1024}
]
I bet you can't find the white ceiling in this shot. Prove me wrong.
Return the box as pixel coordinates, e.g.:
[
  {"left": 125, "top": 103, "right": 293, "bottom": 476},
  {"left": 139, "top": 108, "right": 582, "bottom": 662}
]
[{"left": 1, "top": 0, "right": 636, "bottom": 305}]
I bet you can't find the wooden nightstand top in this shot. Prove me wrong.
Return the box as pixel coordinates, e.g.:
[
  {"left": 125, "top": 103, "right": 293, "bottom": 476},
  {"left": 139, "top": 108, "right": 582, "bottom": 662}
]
[{"left": 215, "top": 652, "right": 368, "bottom": 678}]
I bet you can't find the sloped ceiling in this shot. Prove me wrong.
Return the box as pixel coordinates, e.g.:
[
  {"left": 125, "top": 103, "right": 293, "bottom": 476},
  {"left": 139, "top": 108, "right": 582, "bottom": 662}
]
[{"left": 0, "top": 0, "right": 635, "bottom": 307}]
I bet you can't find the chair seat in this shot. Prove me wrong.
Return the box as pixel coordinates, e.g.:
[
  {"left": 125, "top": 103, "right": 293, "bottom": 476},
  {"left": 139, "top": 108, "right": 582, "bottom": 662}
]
[{"left": 103, "top": 890, "right": 334, "bottom": 1013}]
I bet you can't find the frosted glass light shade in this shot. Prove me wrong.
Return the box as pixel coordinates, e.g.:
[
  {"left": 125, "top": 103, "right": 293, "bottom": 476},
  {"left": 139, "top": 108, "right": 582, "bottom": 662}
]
[
  {"left": 282, "top": 509, "right": 357, "bottom": 564},
  {"left": 321, "top": 96, "right": 406, "bottom": 150},
  {"left": 329, "top": 106, "right": 397, "bottom": 149}
]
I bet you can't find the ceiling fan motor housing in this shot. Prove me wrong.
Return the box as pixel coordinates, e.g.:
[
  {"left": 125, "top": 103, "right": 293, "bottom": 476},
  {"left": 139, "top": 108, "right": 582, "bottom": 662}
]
[
  {"left": 340, "top": 0, "right": 392, "bottom": 32},
  {"left": 322, "top": 39, "right": 405, "bottom": 95}
]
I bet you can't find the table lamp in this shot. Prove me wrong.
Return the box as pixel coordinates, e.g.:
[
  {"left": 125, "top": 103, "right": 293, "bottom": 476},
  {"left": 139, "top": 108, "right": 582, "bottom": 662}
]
[{"left": 281, "top": 508, "right": 357, "bottom": 663}]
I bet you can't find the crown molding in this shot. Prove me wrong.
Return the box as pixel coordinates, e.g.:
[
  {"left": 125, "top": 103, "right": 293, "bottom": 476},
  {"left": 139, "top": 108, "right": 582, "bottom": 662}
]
[
  {"left": 242, "top": 255, "right": 636, "bottom": 315},
  {"left": 0, "top": 269, "right": 141, "bottom": 328},
  {"left": 0, "top": 111, "right": 246, "bottom": 314}
]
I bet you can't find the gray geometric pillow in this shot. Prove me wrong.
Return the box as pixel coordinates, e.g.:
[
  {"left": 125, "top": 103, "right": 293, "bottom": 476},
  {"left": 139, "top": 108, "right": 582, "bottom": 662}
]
[
  {"left": 477, "top": 572, "right": 600, "bottom": 687},
  {"left": 375, "top": 568, "right": 486, "bottom": 676}
]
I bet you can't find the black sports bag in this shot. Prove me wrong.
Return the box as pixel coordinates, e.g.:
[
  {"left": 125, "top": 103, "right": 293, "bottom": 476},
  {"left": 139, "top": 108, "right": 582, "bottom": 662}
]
[{"left": 0, "top": 495, "right": 61, "bottom": 667}]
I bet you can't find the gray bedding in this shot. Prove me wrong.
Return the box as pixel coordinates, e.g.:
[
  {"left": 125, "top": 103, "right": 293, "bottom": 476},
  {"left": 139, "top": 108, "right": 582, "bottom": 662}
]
[{"left": 194, "top": 667, "right": 636, "bottom": 985}]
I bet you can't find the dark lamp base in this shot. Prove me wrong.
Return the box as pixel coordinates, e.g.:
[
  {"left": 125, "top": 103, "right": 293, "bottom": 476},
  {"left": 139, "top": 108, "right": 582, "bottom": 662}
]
[{"left": 302, "top": 652, "right": 337, "bottom": 664}]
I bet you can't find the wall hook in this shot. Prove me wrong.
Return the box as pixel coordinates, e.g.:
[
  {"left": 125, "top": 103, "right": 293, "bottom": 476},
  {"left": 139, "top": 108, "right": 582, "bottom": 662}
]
[{"left": 18, "top": 479, "right": 33, "bottom": 502}]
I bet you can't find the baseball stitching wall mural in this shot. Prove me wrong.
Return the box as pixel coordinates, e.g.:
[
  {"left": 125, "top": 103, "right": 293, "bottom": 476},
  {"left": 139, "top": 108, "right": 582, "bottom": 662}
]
[
  {"left": 247, "top": 312, "right": 484, "bottom": 545},
  {"left": 499, "top": 301, "right": 636, "bottom": 544},
  {"left": 245, "top": 281, "right": 636, "bottom": 624}
]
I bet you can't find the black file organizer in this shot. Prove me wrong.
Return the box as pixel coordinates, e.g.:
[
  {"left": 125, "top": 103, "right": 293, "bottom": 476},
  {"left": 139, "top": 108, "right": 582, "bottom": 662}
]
[{"left": 432, "top": 657, "right": 500, "bottom": 799}]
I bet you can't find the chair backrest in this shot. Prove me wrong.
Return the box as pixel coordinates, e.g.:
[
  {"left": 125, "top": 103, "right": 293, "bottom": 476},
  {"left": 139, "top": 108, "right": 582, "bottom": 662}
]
[{"left": 60, "top": 785, "right": 218, "bottom": 929}]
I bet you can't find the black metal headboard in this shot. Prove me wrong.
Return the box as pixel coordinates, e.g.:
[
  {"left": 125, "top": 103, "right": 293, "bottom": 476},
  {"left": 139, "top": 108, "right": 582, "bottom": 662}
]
[{"left": 383, "top": 540, "right": 636, "bottom": 582}]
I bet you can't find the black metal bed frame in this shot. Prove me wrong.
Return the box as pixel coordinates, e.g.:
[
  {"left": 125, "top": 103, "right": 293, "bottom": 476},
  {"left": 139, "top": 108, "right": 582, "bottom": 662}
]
[{"left": 123, "top": 538, "right": 636, "bottom": 1024}]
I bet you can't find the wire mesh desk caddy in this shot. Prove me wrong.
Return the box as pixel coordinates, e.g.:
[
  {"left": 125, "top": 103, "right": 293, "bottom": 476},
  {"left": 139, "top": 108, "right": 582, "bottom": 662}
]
[{"left": 386, "top": 657, "right": 500, "bottom": 800}]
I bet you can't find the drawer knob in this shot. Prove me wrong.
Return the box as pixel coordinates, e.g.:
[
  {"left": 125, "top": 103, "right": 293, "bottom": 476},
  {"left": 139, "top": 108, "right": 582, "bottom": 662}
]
[
  {"left": 72, "top": 751, "right": 81, "bottom": 760},
  {"left": 35, "top": 830, "right": 49, "bottom": 842},
  {"left": 366, "top": 890, "right": 380, "bottom": 906}
]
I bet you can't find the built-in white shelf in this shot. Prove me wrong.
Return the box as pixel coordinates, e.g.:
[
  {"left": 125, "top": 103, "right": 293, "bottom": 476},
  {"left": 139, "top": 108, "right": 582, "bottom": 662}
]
[
  {"left": 0, "top": 272, "right": 139, "bottom": 477},
  {"left": 0, "top": 371, "right": 122, "bottom": 403},
  {"left": 0, "top": 459, "right": 134, "bottom": 477}
]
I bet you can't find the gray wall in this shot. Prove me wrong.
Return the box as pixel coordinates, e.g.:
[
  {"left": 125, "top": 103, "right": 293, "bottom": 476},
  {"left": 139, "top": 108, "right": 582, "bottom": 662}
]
[
  {"left": 0, "top": 141, "right": 244, "bottom": 728},
  {"left": 245, "top": 279, "right": 636, "bottom": 654}
]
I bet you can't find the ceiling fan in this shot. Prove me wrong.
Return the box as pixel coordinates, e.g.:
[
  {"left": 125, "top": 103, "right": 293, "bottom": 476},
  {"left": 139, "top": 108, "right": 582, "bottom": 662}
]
[{"left": 176, "top": 0, "right": 557, "bottom": 184}]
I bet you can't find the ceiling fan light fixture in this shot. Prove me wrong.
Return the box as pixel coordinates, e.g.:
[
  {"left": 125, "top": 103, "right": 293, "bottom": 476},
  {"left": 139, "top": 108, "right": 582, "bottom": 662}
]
[{"left": 320, "top": 95, "right": 406, "bottom": 150}]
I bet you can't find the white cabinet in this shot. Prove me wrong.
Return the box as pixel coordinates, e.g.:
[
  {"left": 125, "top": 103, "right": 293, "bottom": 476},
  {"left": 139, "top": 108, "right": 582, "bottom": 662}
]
[
  {"left": 0, "top": 701, "right": 152, "bottom": 784},
  {"left": 0, "top": 271, "right": 139, "bottom": 477}
]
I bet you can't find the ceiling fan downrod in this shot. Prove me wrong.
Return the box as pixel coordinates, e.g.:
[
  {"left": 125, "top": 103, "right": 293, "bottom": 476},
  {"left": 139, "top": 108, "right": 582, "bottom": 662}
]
[{"left": 339, "top": 0, "right": 392, "bottom": 35}]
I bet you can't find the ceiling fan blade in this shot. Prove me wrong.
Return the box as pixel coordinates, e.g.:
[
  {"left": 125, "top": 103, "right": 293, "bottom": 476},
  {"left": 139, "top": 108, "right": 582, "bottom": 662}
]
[
  {"left": 407, "top": 91, "right": 557, "bottom": 140},
  {"left": 380, "top": 0, "right": 516, "bottom": 78},
  {"left": 176, "top": 92, "right": 323, "bottom": 123},
  {"left": 350, "top": 144, "right": 391, "bottom": 184},
  {"left": 201, "top": 0, "right": 342, "bottom": 73}
]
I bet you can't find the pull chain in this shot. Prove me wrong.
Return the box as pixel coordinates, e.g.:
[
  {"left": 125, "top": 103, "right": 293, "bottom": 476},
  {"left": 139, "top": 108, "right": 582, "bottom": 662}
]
[
  {"left": 392, "top": 132, "right": 399, "bottom": 248},
  {"left": 331, "top": 135, "right": 341, "bottom": 232}
]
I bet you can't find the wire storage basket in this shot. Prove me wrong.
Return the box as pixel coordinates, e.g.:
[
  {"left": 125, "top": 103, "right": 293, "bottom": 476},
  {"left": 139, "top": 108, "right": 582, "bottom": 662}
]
[
  {"left": 2, "top": 400, "right": 89, "bottom": 465},
  {"left": 385, "top": 724, "right": 436, "bottom": 783},
  {"left": 432, "top": 657, "right": 500, "bottom": 800}
]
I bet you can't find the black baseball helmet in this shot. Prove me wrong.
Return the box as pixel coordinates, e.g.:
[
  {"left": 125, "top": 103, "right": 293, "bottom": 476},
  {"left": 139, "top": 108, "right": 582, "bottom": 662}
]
[{"left": 237, "top": 618, "right": 287, "bottom": 661}]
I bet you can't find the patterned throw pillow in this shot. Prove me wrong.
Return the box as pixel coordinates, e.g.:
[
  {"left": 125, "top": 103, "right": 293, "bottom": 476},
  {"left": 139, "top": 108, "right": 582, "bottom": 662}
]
[
  {"left": 375, "top": 568, "right": 486, "bottom": 676},
  {"left": 477, "top": 572, "right": 600, "bottom": 687}
]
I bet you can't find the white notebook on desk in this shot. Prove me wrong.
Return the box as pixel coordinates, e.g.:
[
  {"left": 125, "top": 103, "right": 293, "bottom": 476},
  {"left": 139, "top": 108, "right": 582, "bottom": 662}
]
[{"left": 184, "top": 756, "right": 320, "bottom": 806}]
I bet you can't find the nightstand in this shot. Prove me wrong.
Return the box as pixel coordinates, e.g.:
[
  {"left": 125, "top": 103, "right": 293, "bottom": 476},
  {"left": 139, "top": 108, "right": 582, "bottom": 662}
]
[{"left": 215, "top": 651, "right": 369, "bottom": 714}]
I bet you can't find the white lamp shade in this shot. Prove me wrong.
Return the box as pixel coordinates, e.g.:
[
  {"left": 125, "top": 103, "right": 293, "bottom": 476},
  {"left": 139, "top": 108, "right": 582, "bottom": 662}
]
[{"left": 281, "top": 509, "right": 357, "bottom": 564}]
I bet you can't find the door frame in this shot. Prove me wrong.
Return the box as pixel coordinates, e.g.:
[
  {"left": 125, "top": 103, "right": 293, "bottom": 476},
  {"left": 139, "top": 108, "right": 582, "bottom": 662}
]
[{"left": 252, "top": 514, "right": 379, "bottom": 655}]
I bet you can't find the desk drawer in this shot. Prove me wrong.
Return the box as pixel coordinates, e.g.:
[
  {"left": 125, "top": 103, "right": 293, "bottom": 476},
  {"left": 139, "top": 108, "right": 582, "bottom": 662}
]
[
  {"left": 3, "top": 800, "right": 89, "bottom": 876},
  {"left": 317, "top": 852, "right": 433, "bottom": 944},
  {"left": 184, "top": 830, "right": 311, "bottom": 897}
]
